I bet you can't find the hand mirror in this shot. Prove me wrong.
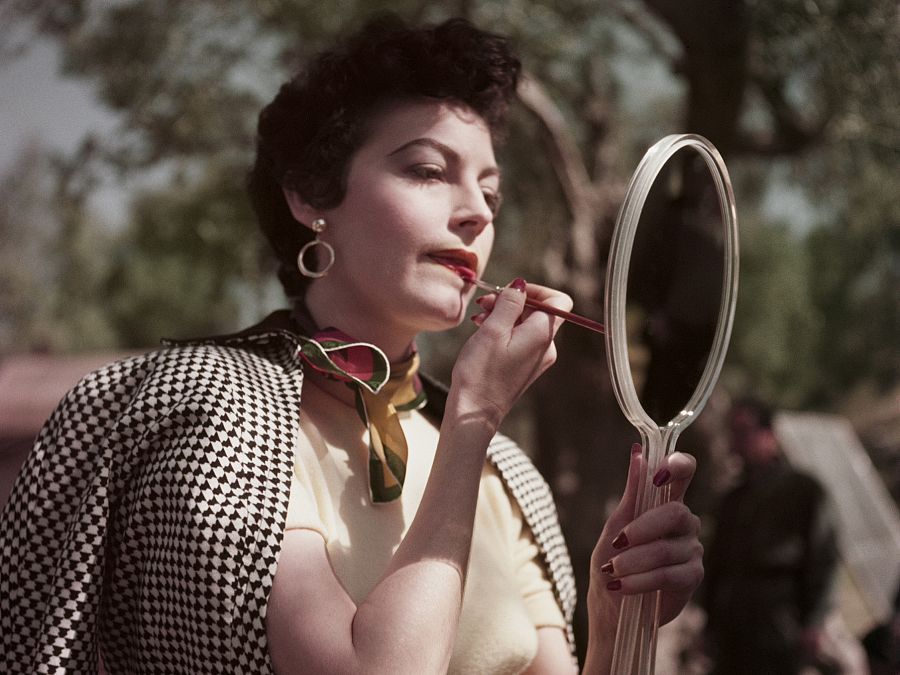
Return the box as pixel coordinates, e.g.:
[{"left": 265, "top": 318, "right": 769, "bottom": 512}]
[{"left": 604, "top": 134, "right": 739, "bottom": 674}]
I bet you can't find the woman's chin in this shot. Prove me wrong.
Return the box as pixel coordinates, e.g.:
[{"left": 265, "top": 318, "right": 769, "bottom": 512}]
[
  {"left": 410, "top": 293, "right": 470, "bottom": 332},
  {"left": 420, "top": 307, "right": 468, "bottom": 333}
]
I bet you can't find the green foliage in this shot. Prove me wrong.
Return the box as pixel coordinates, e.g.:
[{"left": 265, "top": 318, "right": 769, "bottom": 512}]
[
  {"left": 0, "top": 147, "right": 58, "bottom": 351},
  {"left": 726, "top": 212, "right": 823, "bottom": 407},
  {"left": 805, "top": 160, "right": 900, "bottom": 402},
  {"left": 104, "top": 162, "right": 277, "bottom": 345},
  {"left": 0, "top": 144, "right": 121, "bottom": 351},
  {"left": 725, "top": 0, "right": 899, "bottom": 408}
]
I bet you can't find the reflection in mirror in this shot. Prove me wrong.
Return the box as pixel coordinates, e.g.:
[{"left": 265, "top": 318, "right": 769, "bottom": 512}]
[{"left": 626, "top": 148, "right": 726, "bottom": 425}]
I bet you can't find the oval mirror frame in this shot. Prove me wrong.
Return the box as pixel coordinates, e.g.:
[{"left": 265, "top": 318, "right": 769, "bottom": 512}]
[
  {"left": 604, "top": 134, "right": 739, "bottom": 674},
  {"left": 605, "top": 134, "right": 739, "bottom": 442}
]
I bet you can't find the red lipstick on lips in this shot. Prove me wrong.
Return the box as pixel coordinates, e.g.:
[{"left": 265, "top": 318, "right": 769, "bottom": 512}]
[
  {"left": 455, "top": 267, "right": 476, "bottom": 282},
  {"left": 428, "top": 250, "right": 478, "bottom": 281}
]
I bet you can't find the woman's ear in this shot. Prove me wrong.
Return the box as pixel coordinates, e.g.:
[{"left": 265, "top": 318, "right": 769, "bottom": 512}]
[{"left": 282, "top": 188, "right": 321, "bottom": 228}]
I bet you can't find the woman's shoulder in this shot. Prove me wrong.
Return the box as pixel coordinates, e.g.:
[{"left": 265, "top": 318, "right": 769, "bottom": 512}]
[
  {"left": 56, "top": 351, "right": 159, "bottom": 416},
  {"left": 159, "top": 310, "right": 303, "bottom": 372},
  {"left": 52, "top": 312, "right": 304, "bottom": 424},
  {"left": 149, "top": 310, "right": 304, "bottom": 385}
]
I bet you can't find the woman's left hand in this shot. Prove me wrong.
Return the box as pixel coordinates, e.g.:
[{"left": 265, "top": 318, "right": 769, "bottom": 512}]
[{"left": 587, "top": 446, "right": 704, "bottom": 634}]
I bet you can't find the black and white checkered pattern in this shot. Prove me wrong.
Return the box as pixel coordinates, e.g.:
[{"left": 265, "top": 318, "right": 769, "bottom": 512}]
[{"left": 1, "top": 313, "right": 577, "bottom": 673}]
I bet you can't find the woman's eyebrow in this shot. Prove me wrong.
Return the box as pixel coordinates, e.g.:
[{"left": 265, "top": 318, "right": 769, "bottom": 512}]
[
  {"left": 388, "top": 137, "right": 500, "bottom": 179},
  {"left": 388, "top": 137, "right": 454, "bottom": 158}
]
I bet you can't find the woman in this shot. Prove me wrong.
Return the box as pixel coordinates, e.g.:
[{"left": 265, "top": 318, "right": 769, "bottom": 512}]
[{"left": 0, "top": 16, "right": 702, "bottom": 674}]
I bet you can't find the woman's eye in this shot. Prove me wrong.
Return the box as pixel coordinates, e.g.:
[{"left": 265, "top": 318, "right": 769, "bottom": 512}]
[
  {"left": 410, "top": 164, "right": 445, "bottom": 181},
  {"left": 483, "top": 190, "right": 502, "bottom": 216}
]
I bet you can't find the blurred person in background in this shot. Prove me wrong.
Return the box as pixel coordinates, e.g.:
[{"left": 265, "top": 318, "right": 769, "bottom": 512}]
[{"left": 702, "top": 397, "right": 841, "bottom": 674}]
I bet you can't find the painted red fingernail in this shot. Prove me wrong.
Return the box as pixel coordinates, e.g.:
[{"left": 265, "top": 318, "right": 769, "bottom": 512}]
[
  {"left": 631, "top": 443, "right": 642, "bottom": 456},
  {"left": 612, "top": 532, "right": 629, "bottom": 549},
  {"left": 511, "top": 278, "right": 527, "bottom": 292},
  {"left": 471, "top": 314, "right": 485, "bottom": 325},
  {"left": 653, "top": 469, "right": 671, "bottom": 487},
  {"left": 475, "top": 296, "right": 487, "bottom": 307},
  {"left": 600, "top": 561, "right": 614, "bottom": 575},
  {"left": 606, "top": 579, "right": 622, "bottom": 591}
]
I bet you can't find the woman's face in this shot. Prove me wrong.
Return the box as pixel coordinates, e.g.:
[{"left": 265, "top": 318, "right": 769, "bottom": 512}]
[{"left": 303, "top": 99, "right": 499, "bottom": 344}]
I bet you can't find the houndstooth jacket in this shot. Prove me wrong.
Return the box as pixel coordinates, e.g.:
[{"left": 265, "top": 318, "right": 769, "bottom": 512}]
[{"left": 0, "top": 311, "right": 576, "bottom": 674}]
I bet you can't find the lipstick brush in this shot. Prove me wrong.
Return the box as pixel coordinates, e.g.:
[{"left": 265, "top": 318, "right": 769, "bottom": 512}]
[{"left": 469, "top": 278, "right": 606, "bottom": 335}]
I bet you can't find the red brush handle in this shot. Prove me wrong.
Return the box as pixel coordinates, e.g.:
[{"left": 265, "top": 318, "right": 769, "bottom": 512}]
[{"left": 471, "top": 278, "right": 606, "bottom": 335}]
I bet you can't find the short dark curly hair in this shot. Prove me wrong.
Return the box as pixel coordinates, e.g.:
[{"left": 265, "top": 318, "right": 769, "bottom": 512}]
[{"left": 247, "top": 15, "right": 521, "bottom": 297}]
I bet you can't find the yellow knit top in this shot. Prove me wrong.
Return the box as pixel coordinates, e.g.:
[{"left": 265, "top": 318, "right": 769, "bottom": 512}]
[{"left": 285, "top": 383, "right": 566, "bottom": 674}]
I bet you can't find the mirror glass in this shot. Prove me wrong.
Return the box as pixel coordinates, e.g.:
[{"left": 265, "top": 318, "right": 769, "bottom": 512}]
[{"left": 625, "top": 147, "right": 726, "bottom": 425}]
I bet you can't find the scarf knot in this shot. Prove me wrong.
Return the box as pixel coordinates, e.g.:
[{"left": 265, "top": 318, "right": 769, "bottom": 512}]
[{"left": 295, "top": 328, "right": 427, "bottom": 503}]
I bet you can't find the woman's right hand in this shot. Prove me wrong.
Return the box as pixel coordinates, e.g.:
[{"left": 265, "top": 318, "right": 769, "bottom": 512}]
[{"left": 449, "top": 279, "right": 572, "bottom": 429}]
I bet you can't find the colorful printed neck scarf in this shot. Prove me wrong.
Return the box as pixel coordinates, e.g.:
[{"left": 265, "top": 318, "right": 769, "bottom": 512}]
[{"left": 295, "top": 327, "right": 427, "bottom": 503}]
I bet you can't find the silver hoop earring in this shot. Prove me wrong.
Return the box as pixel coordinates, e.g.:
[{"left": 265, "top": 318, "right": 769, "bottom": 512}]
[{"left": 297, "top": 217, "right": 335, "bottom": 278}]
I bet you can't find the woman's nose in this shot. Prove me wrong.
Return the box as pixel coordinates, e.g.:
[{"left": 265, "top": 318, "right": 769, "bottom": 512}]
[{"left": 449, "top": 183, "right": 493, "bottom": 237}]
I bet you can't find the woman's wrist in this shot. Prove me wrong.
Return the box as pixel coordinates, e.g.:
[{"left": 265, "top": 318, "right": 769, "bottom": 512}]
[
  {"left": 582, "top": 585, "right": 620, "bottom": 673},
  {"left": 443, "top": 385, "right": 505, "bottom": 436}
]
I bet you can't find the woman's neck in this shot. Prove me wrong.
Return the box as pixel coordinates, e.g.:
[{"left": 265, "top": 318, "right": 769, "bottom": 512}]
[{"left": 300, "top": 295, "right": 417, "bottom": 363}]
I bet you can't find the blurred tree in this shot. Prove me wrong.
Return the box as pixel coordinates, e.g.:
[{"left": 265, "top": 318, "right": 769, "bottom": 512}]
[
  {"left": 103, "top": 161, "right": 275, "bottom": 345},
  {"left": 726, "top": 210, "right": 823, "bottom": 406},
  {"left": 0, "top": 140, "right": 119, "bottom": 351},
  {"left": 0, "top": 145, "right": 57, "bottom": 351}
]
